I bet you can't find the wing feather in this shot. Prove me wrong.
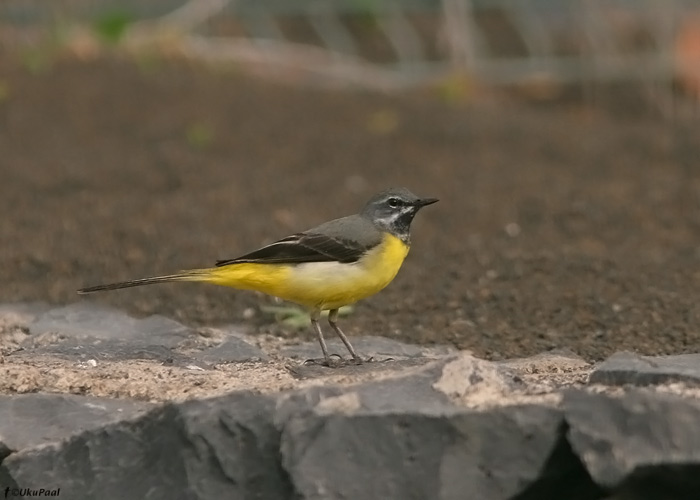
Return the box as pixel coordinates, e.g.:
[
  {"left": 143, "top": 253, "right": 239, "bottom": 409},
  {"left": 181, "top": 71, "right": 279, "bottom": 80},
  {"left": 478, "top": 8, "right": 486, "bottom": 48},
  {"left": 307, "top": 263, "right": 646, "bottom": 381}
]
[{"left": 215, "top": 233, "right": 369, "bottom": 267}]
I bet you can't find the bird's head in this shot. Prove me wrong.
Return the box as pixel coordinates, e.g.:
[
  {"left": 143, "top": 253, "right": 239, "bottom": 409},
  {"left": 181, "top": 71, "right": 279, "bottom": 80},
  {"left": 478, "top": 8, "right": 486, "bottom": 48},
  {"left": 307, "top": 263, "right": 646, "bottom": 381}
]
[{"left": 361, "top": 187, "right": 438, "bottom": 242}]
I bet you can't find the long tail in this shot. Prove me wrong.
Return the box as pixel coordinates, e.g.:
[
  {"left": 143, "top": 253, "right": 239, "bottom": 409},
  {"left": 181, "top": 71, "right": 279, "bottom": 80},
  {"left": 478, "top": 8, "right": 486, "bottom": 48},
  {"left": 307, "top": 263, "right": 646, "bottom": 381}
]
[{"left": 77, "top": 270, "right": 209, "bottom": 294}]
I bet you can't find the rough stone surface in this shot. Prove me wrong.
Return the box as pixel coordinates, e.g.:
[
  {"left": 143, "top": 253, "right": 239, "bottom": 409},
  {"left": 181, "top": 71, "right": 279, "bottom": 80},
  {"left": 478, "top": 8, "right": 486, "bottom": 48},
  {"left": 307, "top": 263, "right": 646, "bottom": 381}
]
[
  {"left": 0, "top": 394, "right": 153, "bottom": 451},
  {"left": 564, "top": 389, "right": 700, "bottom": 494},
  {"left": 0, "top": 354, "right": 574, "bottom": 500},
  {"left": 280, "top": 335, "right": 456, "bottom": 361},
  {"left": 25, "top": 337, "right": 210, "bottom": 368},
  {"left": 2, "top": 392, "right": 291, "bottom": 500},
  {"left": 2, "top": 303, "right": 266, "bottom": 366},
  {"left": 278, "top": 387, "right": 564, "bottom": 500},
  {"left": 3, "top": 304, "right": 700, "bottom": 499},
  {"left": 29, "top": 303, "right": 192, "bottom": 344},
  {"left": 188, "top": 335, "right": 268, "bottom": 363},
  {"left": 589, "top": 351, "right": 700, "bottom": 386}
]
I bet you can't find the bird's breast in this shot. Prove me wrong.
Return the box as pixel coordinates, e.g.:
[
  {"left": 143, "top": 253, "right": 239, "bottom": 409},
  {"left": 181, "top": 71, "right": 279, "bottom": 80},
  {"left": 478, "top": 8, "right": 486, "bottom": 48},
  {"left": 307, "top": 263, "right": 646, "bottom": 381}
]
[{"left": 285, "top": 233, "right": 410, "bottom": 309}]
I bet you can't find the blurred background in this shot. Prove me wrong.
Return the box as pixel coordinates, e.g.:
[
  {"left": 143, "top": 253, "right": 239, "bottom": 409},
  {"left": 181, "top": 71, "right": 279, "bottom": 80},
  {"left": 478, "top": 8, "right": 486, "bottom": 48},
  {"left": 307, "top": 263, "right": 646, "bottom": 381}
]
[{"left": 1, "top": 0, "right": 700, "bottom": 361}]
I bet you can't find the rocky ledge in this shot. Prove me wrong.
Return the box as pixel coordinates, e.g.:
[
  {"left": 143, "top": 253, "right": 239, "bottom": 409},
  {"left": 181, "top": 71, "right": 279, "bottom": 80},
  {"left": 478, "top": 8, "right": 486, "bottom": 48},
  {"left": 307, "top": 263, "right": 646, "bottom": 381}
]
[{"left": 1, "top": 302, "right": 700, "bottom": 500}]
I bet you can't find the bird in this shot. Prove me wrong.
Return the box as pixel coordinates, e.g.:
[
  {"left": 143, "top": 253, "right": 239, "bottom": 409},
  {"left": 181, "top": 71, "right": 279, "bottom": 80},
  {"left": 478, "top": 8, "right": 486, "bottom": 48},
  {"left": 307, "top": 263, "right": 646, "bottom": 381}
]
[{"left": 78, "top": 187, "right": 438, "bottom": 366}]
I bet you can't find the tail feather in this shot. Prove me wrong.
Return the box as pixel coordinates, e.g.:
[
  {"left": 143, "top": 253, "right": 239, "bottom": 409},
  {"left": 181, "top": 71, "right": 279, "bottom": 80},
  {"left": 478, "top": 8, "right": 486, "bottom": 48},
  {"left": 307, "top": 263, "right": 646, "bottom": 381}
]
[{"left": 77, "top": 270, "right": 208, "bottom": 294}]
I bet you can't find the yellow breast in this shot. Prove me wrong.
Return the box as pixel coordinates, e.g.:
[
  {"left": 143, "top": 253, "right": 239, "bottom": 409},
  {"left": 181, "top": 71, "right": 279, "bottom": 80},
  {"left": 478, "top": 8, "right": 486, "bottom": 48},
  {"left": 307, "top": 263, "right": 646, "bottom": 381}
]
[{"left": 205, "top": 233, "right": 409, "bottom": 310}]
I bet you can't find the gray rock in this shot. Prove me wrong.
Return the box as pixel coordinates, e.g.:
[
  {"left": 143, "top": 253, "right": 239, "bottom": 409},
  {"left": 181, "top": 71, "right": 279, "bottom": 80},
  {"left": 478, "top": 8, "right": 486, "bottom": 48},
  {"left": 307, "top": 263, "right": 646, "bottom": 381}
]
[
  {"left": 590, "top": 351, "right": 700, "bottom": 386},
  {"left": 6, "top": 344, "right": 700, "bottom": 499},
  {"left": 29, "top": 303, "right": 142, "bottom": 339},
  {"left": 20, "top": 304, "right": 266, "bottom": 365},
  {"left": 281, "top": 404, "right": 563, "bottom": 500},
  {"left": 0, "top": 394, "right": 153, "bottom": 452},
  {"left": 28, "top": 303, "right": 193, "bottom": 346},
  {"left": 190, "top": 335, "right": 267, "bottom": 363},
  {"left": 16, "top": 303, "right": 212, "bottom": 364},
  {"left": 281, "top": 353, "right": 525, "bottom": 412},
  {"left": 173, "top": 325, "right": 267, "bottom": 363},
  {"left": 2, "top": 392, "right": 291, "bottom": 500},
  {"left": 278, "top": 355, "right": 563, "bottom": 500},
  {"left": 278, "top": 357, "right": 454, "bottom": 417},
  {"left": 131, "top": 314, "right": 195, "bottom": 347},
  {"left": 25, "top": 337, "right": 210, "bottom": 367},
  {"left": 176, "top": 393, "right": 291, "bottom": 499},
  {"left": 563, "top": 389, "right": 700, "bottom": 494},
  {"left": 0, "top": 354, "right": 576, "bottom": 500},
  {"left": 281, "top": 335, "right": 455, "bottom": 361},
  {"left": 3, "top": 404, "right": 194, "bottom": 500}
]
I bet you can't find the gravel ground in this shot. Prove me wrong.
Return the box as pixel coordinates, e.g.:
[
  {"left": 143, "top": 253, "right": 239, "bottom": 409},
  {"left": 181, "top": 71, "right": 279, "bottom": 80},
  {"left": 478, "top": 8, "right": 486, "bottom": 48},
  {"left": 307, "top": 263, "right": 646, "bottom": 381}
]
[{"left": 2, "top": 56, "right": 700, "bottom": 361}]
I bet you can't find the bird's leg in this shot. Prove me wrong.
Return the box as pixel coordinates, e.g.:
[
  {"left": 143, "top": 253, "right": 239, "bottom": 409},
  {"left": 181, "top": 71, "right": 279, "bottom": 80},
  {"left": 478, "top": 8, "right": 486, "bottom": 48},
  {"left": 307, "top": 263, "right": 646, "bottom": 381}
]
[
  {"left": 328, "top": 308, "right": 362, "bottom": 364},
  {"left": 310, "top": 309, "right": 332, "bottom": 365}
]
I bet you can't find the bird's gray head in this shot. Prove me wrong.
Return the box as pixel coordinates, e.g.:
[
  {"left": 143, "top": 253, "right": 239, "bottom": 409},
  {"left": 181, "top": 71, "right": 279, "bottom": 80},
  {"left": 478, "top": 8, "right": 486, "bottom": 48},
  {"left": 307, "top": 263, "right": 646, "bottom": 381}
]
[{"left": 360, "top": 187, "right": 438, "bottom": 243}]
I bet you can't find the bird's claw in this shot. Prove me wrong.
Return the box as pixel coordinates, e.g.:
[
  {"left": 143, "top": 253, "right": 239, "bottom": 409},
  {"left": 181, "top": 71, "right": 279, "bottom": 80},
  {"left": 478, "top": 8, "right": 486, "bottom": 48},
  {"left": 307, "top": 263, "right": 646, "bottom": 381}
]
[{"left": 303, "top": 354, "right": 368, "bottom": 368}]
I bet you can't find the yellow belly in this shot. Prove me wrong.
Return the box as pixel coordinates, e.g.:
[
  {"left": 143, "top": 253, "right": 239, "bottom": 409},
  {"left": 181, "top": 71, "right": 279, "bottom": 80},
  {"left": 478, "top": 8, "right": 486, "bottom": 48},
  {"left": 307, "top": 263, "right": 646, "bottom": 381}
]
[{"left": 204, "top": 234, "right": 409, "bottom": 310}]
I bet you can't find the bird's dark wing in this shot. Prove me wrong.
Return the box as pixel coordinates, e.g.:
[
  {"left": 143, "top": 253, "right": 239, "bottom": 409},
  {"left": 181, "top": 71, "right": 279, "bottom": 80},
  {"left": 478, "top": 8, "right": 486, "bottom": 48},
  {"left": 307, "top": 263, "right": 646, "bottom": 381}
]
[{"left": 215, "top": 232, "right": 370, "bottom": 267}]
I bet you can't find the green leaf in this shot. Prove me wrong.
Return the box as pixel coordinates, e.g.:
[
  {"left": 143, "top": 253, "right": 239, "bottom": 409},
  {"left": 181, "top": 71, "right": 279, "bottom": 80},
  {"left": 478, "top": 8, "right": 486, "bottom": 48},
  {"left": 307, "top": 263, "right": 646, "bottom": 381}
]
[
  {"left": 186, "top": 122, "right": 215, "bottom": 149},
  {"left": 260, "top": 305, "right": 354, "bottom": 329},
  {"left": 94, "top": 10, "right": 133, "bottom": 45}
]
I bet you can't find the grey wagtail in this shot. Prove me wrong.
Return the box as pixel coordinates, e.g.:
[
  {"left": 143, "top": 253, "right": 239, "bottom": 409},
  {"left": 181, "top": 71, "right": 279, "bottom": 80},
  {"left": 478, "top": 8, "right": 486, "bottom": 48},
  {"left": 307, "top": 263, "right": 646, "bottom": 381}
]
[{"left": 78, "top": 187, "right": 437, "bottom": 366}]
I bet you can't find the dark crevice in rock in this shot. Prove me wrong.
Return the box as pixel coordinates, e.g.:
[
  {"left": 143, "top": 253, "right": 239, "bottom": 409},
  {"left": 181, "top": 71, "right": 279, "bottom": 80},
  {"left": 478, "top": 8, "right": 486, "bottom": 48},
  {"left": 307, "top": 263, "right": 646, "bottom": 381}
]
[
  {"left": 513, "top": 422, "right": 605, "bottom": 500},
  {"left": 562, "top": 389, "right": 700, "bottom": 497},
  {"left": 0, "top": 470, "right": 19, "bottom": 498},
  {"left": 0, "top": 442, "right": 12, "bottom": 462},
  {"left": 0, "top": 446, "right": 19, "bottom": 500},
  {"left": 611, "top": 465, "right": 700, "bottom": 500}
]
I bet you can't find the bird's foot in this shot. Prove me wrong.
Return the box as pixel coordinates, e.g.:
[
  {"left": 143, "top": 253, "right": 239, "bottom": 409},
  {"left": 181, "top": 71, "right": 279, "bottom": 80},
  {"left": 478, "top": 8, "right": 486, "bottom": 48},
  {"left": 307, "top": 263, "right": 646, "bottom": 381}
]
[{"left": 303, "top": 354, "right": 370, "bottom": 368}]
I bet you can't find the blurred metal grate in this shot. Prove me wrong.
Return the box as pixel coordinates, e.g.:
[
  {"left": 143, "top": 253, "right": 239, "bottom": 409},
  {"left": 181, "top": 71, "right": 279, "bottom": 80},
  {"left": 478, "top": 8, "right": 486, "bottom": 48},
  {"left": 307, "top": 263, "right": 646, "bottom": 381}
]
[{"left": 1, "top": 0, "right": 698, "bottom": 92}]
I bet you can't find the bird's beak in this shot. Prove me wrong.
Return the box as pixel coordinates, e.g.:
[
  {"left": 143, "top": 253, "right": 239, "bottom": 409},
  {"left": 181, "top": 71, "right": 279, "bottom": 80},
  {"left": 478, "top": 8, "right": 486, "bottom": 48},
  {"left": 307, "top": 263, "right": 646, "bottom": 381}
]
[{"left": 414, "top": 197, "right": 439, "bottom": 208}]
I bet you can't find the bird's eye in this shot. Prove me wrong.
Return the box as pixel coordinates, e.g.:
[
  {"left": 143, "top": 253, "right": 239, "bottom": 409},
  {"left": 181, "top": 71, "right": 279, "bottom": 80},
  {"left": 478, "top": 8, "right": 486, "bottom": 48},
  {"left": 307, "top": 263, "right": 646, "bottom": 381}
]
[{"left": 387, "top": 197, "right": 400, "bottom": 208}]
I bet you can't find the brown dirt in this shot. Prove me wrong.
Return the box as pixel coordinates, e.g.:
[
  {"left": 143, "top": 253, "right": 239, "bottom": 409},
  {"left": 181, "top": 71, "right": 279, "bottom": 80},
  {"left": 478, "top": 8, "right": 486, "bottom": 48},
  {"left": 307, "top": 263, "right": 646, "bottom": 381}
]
[{"left": 2, "top": 55, "right": 700, "bottom": 363}]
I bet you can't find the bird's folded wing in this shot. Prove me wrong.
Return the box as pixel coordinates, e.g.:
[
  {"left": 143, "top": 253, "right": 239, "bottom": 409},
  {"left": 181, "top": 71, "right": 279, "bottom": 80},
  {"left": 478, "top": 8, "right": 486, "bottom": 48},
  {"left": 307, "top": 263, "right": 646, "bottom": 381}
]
[{"left": 215, "top": 233, "right": 369, "bottom": 267}]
